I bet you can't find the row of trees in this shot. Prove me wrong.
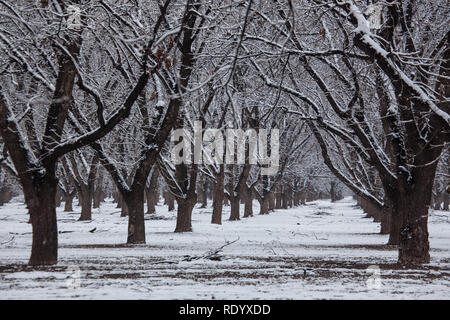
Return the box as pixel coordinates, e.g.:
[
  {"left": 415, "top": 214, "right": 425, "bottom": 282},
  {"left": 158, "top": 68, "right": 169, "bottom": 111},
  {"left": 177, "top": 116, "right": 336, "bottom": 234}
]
[{"left": 0, "top": 0, "right": 448, "bottom": 266}]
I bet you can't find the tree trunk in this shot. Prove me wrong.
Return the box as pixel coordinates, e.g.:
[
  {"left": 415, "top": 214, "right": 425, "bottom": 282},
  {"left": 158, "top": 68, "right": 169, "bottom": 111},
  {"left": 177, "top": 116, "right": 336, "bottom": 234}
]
[
  {"left": 380, "top": 206, "right": 391, "bottom": 235},
  {"left": 146, "top": 168, "right": 160, "bottom": 214},
  {"left": 243, "top": 188, "right": 253, "bottom": 218},
  {"left": 275, "top": 185, "right": 282, "bottom": 209},
  {"left": 211, "top": 165, "right": 224, "bottom": 225},
  {"left": 301, "top": 191, "right": 306, "bottom": 205},
  {"left": 146, "top": 187, "right": 156, "bottom": 214},
  {"left": 113, "top": 191, "right": 120, "bottom": 206},
  {"left": 55, "top": 188, "right": 62, "bottom": 208},
  {"left": 124, "top": 190, "right": 146, "bottom": 244},
  {"left": 268, "top": 191, "right": 275, "bottom": 211},
  {"left": 0, "top": 187, "right": 11, "bottom": 206},
  {"left": 281, "top": 186, "right": 288, "bottom": 209},
  {"left": 93, "top": 170, "right": 104, "bottom": 209},
  {"left": 175, "top": 197, "right": 195, "bottom": 232},
  {"left": 444, "top": 190, "right": 449, "bottom": 211},
  {"left": 201, "top": 181, "right": 208, "bottom": 208},
  {"left": 388, "top": 210, "right": 401, "bottom": 245},
  {"left": 330, "top": 181, "right": 337, "bottom": 202},
  {"left": 165, "top": 190, "right": 175, "bottom": 211},
  {"left": 28, "top": 178, "right": 58, "bottom": 266},
  {"left": 445, "top": 156, "right": 450, "bottom": 211},
  {"left": 121, "top": 201, "right": 129, "bottom": 217},
  {"left": 294, "top": 191, "right": 300, "bottom": 206},
  {"left": 63, "top": 193, "right": 75, "bottom": 212},
  {"left": 287, "top": 186, "right": 293, "bottom": 208},
  {"left": 198, "top": 179, "right": 208, "bottom": 208},
  {"left": 229, "top": 196, "right": 240, "bottom": 221},
  {"left": 78, "top": 187, "right": 93, "bottom": 221},
  {"left": 259, "top": 197, "right": 269, "bottom": 215},
  {"left": 93, "top": 189, "right": 103, "bottom": 209},
  {"left": 385, "top": 191, "right": 400, "bottom": 245},
  {"left": 433, "top": 192, "right": 442, "bottom": 210},
  {"left": 397, "top": 180, "right": 432, "bottom": 265},
  {"left": 395, "top": 154, "right": 441, "bottom": 265}
]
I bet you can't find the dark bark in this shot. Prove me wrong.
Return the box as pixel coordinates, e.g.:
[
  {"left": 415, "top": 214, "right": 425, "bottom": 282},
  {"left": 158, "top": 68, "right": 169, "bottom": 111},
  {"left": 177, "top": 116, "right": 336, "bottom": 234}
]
[
  {"left": 166, "top": 191, "right": 175, "bottom": 211},
  {"left": 145, "top": 188, "right": 156, "bottom": 214},
  {"left": 93, "top": 188, "right": 104, "bottom": 209},
  {"left": 397, "top": 167, "right": 438, "bottom": 264},
  {"left": 0, "top": 186, "right": 11, "bottom": 206},
  {"left": 121, "top": 199, "right": 129, "bottom": 217},
  {"left": 281, "top": 185, "right": 288, "bottom": 209},
  {"left": 175, "top": 196, "right": 196, "bottom": 232},
  {"left": 55, "top": 188, "right": 62, "bottom": 208},
  {"left": 229, "top": 196, "right": 240, "bottom": 221},
  {"left": 114, "top": 191, "right": 121, "bottom": 207},
  {"left": 243, "top": 187, "right": 253, "bottom": 218},
  {"left": 63, "top": 193, "right": 75, "bottom": 212},
  {"left": 260, "top": 198, "right": 269, "bottom": 215},
  {"left": 380, "top": 207, "right": 391, "bottom": 235},
  {"left": 78, "top": 187, "right": 93, "bottom": 221},
  {"left": 268, "top": 190, "right": 275, "bottom": 211},
  {"left": 197, "top": 177, "right": 208, "bottom": 208},
  {"left": 229, "top": 164, "right": 251, "bottom": 220},
  {"left": 330, "top": 181, "right": 337, "bottom": 202},
  {"left": 211, "top": 164, "right": 224, "bottom": 224},
  {"left": 123, "top": 190, "right": 146, "bottom": 243},
  {"left": 444, "top": 190, "right": 449, "bottom": 211},
  {"left": 275, "top": 184, "right": 282, "bottom": 209},
  {"left": 28, "top": 174, "right": 58, "bottom": 266},
  {"left": 146, "top": 168, "right": 160, "bottom": 214},
  {"left": 172, "top": 164, "right": 198, "bottom": 232},
  {"left": 93, "top": 170, "right": 104, "bottom": 209}
]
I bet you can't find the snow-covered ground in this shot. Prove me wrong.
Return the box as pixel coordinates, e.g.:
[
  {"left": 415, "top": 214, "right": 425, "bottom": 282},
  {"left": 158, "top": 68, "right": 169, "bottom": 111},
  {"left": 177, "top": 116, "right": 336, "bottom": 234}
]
[{"left": 0, "top": 196, "right": 449, "bottom": 299}]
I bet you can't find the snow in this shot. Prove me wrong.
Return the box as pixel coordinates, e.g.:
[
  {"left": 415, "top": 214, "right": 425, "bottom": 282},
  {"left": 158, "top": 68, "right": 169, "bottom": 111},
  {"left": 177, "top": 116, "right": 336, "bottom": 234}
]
[
  {"left": 346, "top": 0, "right": 450, "bottom": 125},
  {"left": 0, "top": 197, "right": 449, "bottom": 299}
]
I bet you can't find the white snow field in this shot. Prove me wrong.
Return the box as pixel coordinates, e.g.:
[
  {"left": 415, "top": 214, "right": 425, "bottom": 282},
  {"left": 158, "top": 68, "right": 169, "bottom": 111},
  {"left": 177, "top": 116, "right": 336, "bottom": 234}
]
[{"left": 0, "top": 196, "right": 449, "bottom": 299}]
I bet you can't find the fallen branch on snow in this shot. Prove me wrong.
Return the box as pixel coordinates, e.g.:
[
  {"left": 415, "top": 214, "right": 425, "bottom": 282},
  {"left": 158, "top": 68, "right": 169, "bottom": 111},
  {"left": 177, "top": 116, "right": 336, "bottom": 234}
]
[
  {"left": 182, "top": 237, "right": 240, "bottom": 262},
  {"left": 152, "top": 237, "right": 240, "bottom": 265}
]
